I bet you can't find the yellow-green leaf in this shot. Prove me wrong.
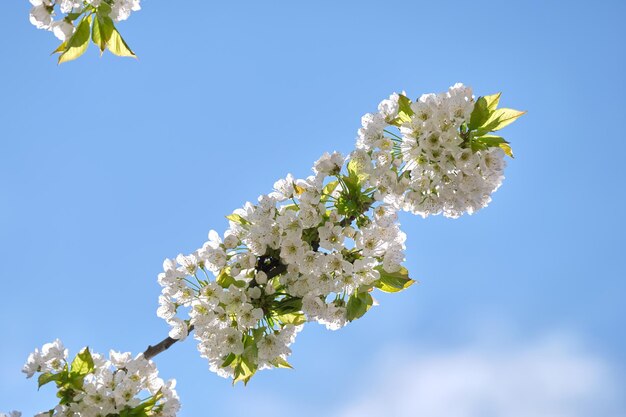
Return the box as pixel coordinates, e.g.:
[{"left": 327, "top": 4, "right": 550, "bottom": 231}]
[
  {"left": 58, "top": 15, "right": 92, "bottom": 64},
  {"left": 51, "top": 41, "right": 68, "bottom": 55},
  {"left": 271, "top": 357, "right": 293, "bottom": 369},
  {"left": 474, "top": 134, "right": 514, "bottom": 158},
  {"left": 322, "top": 180, "right": 338, "bottom": 196},
  {"left": 374, "top": 266, "right": 416, "bottom": 293},
  {"left": 293, "top": 183, "right": 306, "bottom": 195},
  {"left": 70, "top": 347, "right": 94, "bottom": 376},
  {"left": 226, "top": 213, "right": 250, "bottom": 225},
  {"left": 347, "top": 158, "right": 369, "bottom": 184},
  {"left": 38, "top": 371, "right": 65, "bottom": 388},
  {"left": 346, "top": 292, "right": 373, "bottom": 321},
  {"left": 389, "top": 94, "right": 413, "bottom": 126},
  {"left": 469, "top": 96, "right": 491, "bottom": 130},
  {"left": 92, "top": 16, "right": 113, "bottom": 54},
  {"left": 274, "top": 311, "right": 306, "bottom": 326},
  {"left": 106, "top": 27, "right": 136, "bottom": 58},
  {"left": 483, "top": 92, "right": 502, "bottom": 111},
  {"left": 479, "top": 108, "right": 526, "bottom": 133},
  {"left": 499, "top": 142, "right": 514, "bottom": 158},
  {"left": 475, "top": 134, "right": 507, "bottom": 146}
]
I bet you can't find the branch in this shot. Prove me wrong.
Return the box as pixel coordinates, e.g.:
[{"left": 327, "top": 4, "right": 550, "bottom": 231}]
[{"left": 143, "top": 325, "right": 194, "bottom": 361}]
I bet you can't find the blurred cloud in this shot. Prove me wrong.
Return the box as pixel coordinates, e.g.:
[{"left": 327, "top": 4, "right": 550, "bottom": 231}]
[{"left": 332, "top": 332, "right": 625, "bottom": 417}]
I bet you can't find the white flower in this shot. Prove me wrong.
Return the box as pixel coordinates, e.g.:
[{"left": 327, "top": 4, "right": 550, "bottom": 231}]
[
  {"left": 110, "top": 0, "right": 141, "bottom": 22},
  {"left": 58, "top": 0, "right": 81, "bottom": 13},
  {"left": 318, "top": 223, "right": 344, "bottom": 251},
  {"left": 51, "top": 20, "right": 74, "bottom": 41},
  {"left": 219, "top": 328, "right": 244, "bottom": 355},
  {"left": 270, "top": 173, "right": 297, "bottom": 201},
  {"left": 378, "top": 92, "right": 400, "bottom": 120},
  {"left": 29, "top": 5, "right": 52, "bottom": 30},
  {"left": 176, "top": 253, "right": 198, "bottom": 275},
  {"left": 255, "top": 270, "right": 268, "bottom": 285},
  {"left": 109, "top": 350, "right": 132, "bottom": 368},
  {"left": 313, "top": 151, "right": 344, "bottom": 177},
  {"left": 167, "top": 318, "right": 188, "bottom": 340}
]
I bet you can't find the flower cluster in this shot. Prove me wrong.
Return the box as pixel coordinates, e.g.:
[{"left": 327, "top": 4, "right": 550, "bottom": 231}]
[
  {"left": 157, "top": 84, "right": 510, "bottom": 382},
  {"left": 357, "top": 84, "right": 523, "bottom": 218},
  {"left": 157, "top": 149, "right": 413, "bottom": 383},
  {"left": 156, "top": 84, "right": 523, "bottom": 384},
  {"left": 29, "top": 0, "right": 139, "bottom": 63},
  {"left": 22, "top": 339, "right": 180, "bottom": 417}
]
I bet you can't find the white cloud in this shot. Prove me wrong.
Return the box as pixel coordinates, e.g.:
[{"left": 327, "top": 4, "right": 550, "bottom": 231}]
[{"left": 333, "top": 333, "right": 625, "bottom": 417}]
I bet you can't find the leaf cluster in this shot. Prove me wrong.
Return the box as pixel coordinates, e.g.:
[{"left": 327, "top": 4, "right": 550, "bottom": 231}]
[
  {"left": 54, "top": 1, "right": 136, "bottom": 64},
  {"left": 464, "top": 93, "right": 526, "bottom": 157}
]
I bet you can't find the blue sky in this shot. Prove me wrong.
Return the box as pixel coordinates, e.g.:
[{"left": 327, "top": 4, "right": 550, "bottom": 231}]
[{"left": 1, "top": 1, "right": 625, "bottom": 416}]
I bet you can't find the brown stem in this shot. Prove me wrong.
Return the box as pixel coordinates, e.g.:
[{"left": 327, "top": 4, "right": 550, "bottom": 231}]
[{"left": 143, "top": 325, "right": 194, "bottom": 360}]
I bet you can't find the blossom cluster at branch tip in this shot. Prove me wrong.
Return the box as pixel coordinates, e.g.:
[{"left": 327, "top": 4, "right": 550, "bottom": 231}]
[
  {"left": 358, "top": 83, "right": 513, "bottom": 218},
  {"left": 22, "top": 339, "right": 180, "bottom": 417},
  {"left": 156, "top": 84, "right": 523, "bottom": 384},
  {"left": 29, "top": 0, "right": 140, "bottom": 41}
]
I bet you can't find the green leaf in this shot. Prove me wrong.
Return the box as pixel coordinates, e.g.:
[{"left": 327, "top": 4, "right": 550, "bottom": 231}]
[
  {"left": 389, "top": 94, "right": 414, "bottom": 126},
  {"left": 483, "top": 92, "right": 502, "bottom": 111},
  {"left": 477, "top": 108, "right": 526, "bottom": 133},
  {"left": 65, "top": 12, "right": 83, "bottom": 22},
  {"left": 499, "top": 142, "right": 514, "bottom": 158},
  {"left": 51, "top": 41, "right": 68, "bottom": 55},
  {"left": 468, "top": 96, "right": 491, "bottom": 130},
  {"left": 470, "top": 141, "right": 488, "bottom": 152},
  {"left": 474, "top": 134, "right": 508, "bottom": 147},
  {"left": 216, "top": 268, "right": 246, "bottom": 288},
  {"left": 233, "top": 358, "right": 256, "bottom": 385},
  {"left": 346, "top": 291, "right": 373, "bottom": 321},
  {"left": 473, "top": 134, "right": 514, "bottom": 157},
  {"left": 221, "top": 352, "right": 237, "bottom": 368},
  {"left": 274, "top": 311, "right": 306, "bottom": 326},
  {"left": 70, "top": 347, "right": 94, "bottom": 377},
  {"left": 271, "top": 357, "right": 293, "bottom": 369},
  {"left": 293, "top": 183, "right": 306, "bottom": 195},
  {"left": 251, "top": 327, "right": 266, "bottom": 341},
  {"left": 129, "top": 389, "right": 163, "bottom": 416},
  {"left": 226, "top": 213, "right": 250, "bottom": 225},
  {"left": 96, "top": 1, "right": 112, "bottom": 17},
  {"left": 273, "top": 296, "right": 303, "bottom": 314},
  {"left": 106, "top": 26, "right": 136, "bottom": 58},
  {"left": 58, "top": 15, "right": 92, "bottom": 64},
  {"left": 92, "top": 16, "right": 114, "bottom": 54},
  {"left": 397, "top": 94, "right": 414, "bottom": 118},
  {"left": 347, "top": 158, "right": 369, "bottom": 184},
  {"left": 374, "top": 266, "right": 416, "bottom": 293},
  {"left": 234, "top": 335, "right": 258, "bottom": 385},
  {"left": 322, "top": 180, "right": 339, "bottom": 197},
  {"left": 38, "top": 372, "right": 65, "bottom": 389}
]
